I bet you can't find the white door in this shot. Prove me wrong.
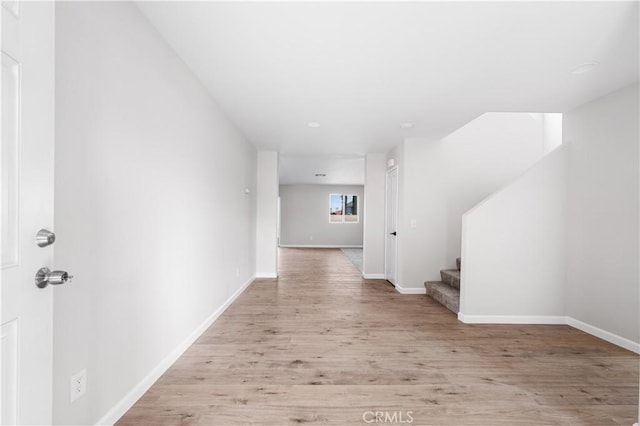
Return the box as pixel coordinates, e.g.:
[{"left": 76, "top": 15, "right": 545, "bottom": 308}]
[
  {"left": 2, "top": 2, "right": 56, "bottom": 424},
  {"left": 385, "top": 167, "right": 398, "bottom": 285}
]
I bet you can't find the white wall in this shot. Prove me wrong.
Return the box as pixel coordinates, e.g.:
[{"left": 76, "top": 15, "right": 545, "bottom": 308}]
[
  {"left": 564, "top": 83, "right": 639, "bottom": 345},
  {"left": 279, "top": 184, "right": 364, "bottom": 247},
  {"left": 53, "top": 3, "right": 257, "bottom": 425},
  {"left": 456, "top": 84, "right": 639, "bottom": 353},
  {"left": 460, "top": 145, "right": 568, "bottom": 319},
  {"left": 256, "top": 151, "right": 279, "bottom": 277},
  {"left": 543, "top": 113, "right": 563, "bottom": 155},
  {"left": 395, "top": 113, "right": 546, "bottom": 289},
  {"left": 363, "top": 154, "right": 386, "bottom": 277}
]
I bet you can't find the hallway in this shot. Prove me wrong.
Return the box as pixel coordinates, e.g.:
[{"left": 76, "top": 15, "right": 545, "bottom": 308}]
[{"left": 118, "top": 248, "right": 638, "bottom": 425}]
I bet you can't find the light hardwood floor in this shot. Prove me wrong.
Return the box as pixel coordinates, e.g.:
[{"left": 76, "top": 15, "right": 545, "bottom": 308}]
[{"left": 118, "top": 248, "right": 639, "bottom": 425}]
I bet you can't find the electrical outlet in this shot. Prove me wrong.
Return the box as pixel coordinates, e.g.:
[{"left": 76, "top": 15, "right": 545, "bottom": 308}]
[
  {"left": 410, "top": 219, "right": 417, "bottom": 228},
  {"left": 70, "top": 369, "right": 86, "bottom": 403},
  {"left": 309, "top": 235, "right": 313, "bottom": 241},
  {"left": 236, "top": 267, "right": 240, "bottom": 277}
]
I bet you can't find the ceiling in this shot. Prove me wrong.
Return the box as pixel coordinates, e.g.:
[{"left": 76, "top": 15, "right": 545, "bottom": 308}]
[{"left": 137, "top": 1, "right": 638, "bottom": 182}]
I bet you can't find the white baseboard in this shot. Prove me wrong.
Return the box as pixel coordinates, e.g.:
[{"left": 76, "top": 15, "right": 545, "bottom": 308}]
[
  {"left": 95, "top": 275, "right": 256, "bottom": 426},
  {"left": 279, "top": 244, "right": 363, "bottom": 249},
  {"left": 566, "top": 317, "right": 640, "bottom": 354},
  {"left": 362, "top": 273, "right": 386, "bottom": 279},
  {"left": 394, "top": 285, "right": 426, "bottom": 295},
  {"left": 457, "top": 313, "right": 566, "bottom": 325},
  {"left": 255, "top": 272, "right": 278, "bottom": 278},
  {"left": 457, "top": 313, "right": 640, "bottom": 354}
]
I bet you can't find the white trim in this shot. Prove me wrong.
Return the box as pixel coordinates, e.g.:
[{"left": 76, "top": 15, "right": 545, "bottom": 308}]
[
  {"left": 362, "top": 273, "right": 385, "bottom": 279},
  {"left": 457, "top": 313, "right": 640, "bottom": 354},
  {"left": 457, "top": 313, "right": 566, "bottom": 324},
  {"left": 394, "top": 285, "right": 426, "bottom": 295},
  {"left": 384, "top": 165, "right": 399, "bottom": 284},
  {"left": 278, "top": 244, "right": 363, "bottom": 249},
  {"left": 1, "top": 53, "right": 22, "bottom": 270},
  {"left": 255, "top": 272, "right": 278, "bottom": 278},
  {"left": 95, "top": 275, "right": 256, "bottom": 426},
  {"left": 565, "top": 317, "right": 640, "bottom": 354}
]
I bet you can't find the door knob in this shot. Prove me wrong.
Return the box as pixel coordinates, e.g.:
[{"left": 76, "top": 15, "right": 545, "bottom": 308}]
[{"left": 35, "top": 267, "right": 73, "bottom": 288}]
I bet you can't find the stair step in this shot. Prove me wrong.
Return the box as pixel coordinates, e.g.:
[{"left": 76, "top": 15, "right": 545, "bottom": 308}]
[
  {"left": 424, "top": 281, "right": 460, "bottom": 314},
  {"left": 440, "top": 269, "right": 460, "bottom": 289},
  {"left": 456, "top": 257, "right": 461, "bottom": 271}
]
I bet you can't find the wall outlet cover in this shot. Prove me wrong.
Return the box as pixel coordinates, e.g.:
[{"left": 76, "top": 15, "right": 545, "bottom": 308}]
[{"left": 70, "top": 369, "right": 87, "bottom": 403}]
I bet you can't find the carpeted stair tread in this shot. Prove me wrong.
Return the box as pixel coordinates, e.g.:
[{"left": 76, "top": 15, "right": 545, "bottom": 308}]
[
  {"left": 440, "top": 269, "right": 460, "bottom": 289},
  {"left": 424, "top": 281, "right": 460, "bottom": 314}
]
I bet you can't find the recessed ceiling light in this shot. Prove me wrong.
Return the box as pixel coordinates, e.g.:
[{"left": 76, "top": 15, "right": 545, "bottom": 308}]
[
  {"left": 308, "top": 122, "right": 321, "bottom": 128},
  {"left": 571, "top": 61, "right": 600, "bottom": 75},
  {"left": 315, "top": 173, "right": 326, "bottom": 177},
  {"left": 400, "top": 122, "right": 414, "bottom": 129}
]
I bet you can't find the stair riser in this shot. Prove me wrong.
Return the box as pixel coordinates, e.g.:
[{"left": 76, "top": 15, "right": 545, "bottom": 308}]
[
  {"left": 440, "top": 270, "right": 460, "bottom": 289},
  {"left": 424, "top": 281, "right": 460, "bottom": 314},
  {"left": 426, "top": 287, "right": 459, "bottom": 314}
]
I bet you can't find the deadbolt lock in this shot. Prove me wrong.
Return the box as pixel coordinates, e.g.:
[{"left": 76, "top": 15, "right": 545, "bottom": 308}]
[{"left": 36, "top": 229, "right": 56, "bottom": 247}]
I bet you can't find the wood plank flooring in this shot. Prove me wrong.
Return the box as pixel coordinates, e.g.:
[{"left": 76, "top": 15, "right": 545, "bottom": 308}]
[{"left": 118, "top": 248, "right": 639, "bottom": 425}]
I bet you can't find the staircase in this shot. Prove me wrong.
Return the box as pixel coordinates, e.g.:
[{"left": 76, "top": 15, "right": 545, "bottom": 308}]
[{"left": 424, "top": 257, "right": 461, "bottom": 314}]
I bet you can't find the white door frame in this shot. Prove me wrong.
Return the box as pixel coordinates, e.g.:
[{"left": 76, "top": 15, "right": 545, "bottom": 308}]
[{"left": 384, "top": 166, "right": 399, "bottom": 285}]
